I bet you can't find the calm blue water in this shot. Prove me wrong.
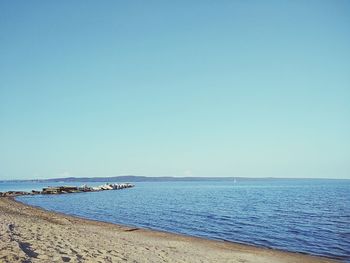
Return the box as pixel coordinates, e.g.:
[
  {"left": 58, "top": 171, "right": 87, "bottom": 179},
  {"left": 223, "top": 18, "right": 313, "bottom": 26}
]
[{"left": 5, "top": 179, "right": 350, "bottom": 261}]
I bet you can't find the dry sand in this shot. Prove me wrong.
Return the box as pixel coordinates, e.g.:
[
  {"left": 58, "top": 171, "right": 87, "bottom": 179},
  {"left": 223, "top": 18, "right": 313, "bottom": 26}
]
[{"left": 0, "top": 197, "right": 338, "bottom": 263}]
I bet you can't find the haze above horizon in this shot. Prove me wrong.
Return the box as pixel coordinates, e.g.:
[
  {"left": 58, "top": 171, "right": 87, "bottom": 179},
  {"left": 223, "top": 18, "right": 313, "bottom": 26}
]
[{"left": 1, "top": 1, "right": 349, "bottom": 180}]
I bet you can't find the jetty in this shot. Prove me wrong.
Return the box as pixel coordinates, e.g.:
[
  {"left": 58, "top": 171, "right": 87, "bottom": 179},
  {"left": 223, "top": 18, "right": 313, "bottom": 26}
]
[{"left": 0, "top": 183, "right": 134, "bottom": 197}]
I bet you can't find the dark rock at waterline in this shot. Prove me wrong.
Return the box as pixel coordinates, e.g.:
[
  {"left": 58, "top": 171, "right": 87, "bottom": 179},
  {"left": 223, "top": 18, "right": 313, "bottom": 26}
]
[
  {"left": 1, "top": 191, "right": 31, "bottom": 197},
  {"left": 42, "top": 186, "right": 79, "bottom": 194},
  {"left": 0, "top": 183, "right": 134, "bottom": 198}
]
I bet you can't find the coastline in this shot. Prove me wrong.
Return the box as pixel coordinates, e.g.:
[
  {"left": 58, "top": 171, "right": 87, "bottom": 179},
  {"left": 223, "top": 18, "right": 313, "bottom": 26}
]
[{"left": 0, "top": 197, "right": 339, "bottom": 263}]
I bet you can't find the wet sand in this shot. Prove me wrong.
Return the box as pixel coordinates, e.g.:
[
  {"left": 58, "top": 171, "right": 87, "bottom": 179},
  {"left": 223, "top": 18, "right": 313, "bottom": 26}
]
[{"left": 0, "top": 197, "right": 338, "bottom": 263}]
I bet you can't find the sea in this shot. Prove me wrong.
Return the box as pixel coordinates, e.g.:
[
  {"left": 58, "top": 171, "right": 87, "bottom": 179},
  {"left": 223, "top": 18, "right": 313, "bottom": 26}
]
[{"left": 1, "top": 179, "right": 349, "bottom": 262}]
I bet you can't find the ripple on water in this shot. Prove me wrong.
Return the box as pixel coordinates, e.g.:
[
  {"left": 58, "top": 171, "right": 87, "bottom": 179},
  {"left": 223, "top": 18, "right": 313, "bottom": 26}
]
[{"left": 16, "top": 179, "right": 350, "bottom": 262}]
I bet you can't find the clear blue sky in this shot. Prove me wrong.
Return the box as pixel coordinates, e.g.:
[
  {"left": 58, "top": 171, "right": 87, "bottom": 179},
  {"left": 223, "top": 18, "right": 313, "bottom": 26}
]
[{"left": 0, "top": 1, "right": 349, "bottom": 180}]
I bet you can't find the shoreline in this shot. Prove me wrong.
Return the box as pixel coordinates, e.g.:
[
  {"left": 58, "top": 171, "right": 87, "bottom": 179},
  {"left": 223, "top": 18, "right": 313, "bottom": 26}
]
[
  {"left": 0, "top": 197, "right": 339, "bottom": 263},
  {"left": 12, "top": 196, "right": 341, "bottom": 261}
]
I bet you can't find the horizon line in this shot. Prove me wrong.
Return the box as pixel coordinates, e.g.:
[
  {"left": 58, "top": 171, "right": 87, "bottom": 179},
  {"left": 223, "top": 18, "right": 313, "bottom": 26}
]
[{"left": 1, "top": 175, "right": 349, "bottom": 182}]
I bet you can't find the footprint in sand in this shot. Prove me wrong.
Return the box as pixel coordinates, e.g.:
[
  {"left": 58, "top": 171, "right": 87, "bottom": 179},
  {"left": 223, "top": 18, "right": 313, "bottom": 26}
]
[{"left": 61, "top": 256, "right": 71, "bottom": 262}]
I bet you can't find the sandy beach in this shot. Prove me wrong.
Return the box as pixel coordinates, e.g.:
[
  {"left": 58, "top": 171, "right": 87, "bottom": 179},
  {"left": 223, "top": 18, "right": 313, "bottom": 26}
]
[{"left": 0, "top": 197, "right": 338, "bottom": 263}]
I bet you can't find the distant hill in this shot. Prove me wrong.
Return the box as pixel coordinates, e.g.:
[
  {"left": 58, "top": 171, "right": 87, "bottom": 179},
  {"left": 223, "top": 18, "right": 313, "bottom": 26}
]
[
  {"left": 2, "top": 175, "right": 238, "bottom": 183},
  {"left": 0, "top": 175, "right": 321, "bottom": 183}
]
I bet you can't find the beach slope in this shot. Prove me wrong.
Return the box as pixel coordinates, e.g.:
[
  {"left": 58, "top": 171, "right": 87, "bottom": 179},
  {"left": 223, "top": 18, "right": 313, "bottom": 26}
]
[{"left": 0, "top": 198, "right": 337, "bottom": 263}]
